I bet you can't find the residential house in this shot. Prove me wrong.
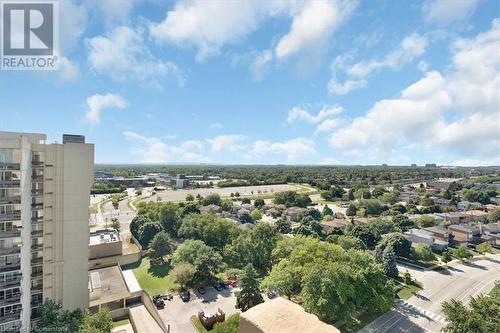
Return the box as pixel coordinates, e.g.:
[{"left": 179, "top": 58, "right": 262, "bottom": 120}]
[
  {"left": 320, "top": 219, "right": 351, "bottom": 234},
  {"left": 199, "top": 204, "right": 222, "bottom": 214},
  {"left": 406, "top": 229, "right": 448, "bottom": 251},
  {"left": 448, "top": 224, "right": 481, "bottom": 245},
  {"left": 465, "top": 210, "right": 489, "bottom": 223},
  {"left": 283, "top": 207, "right": 308, "bottom": 222},
  {"left": 422, "top": 226, "right": 450, "bottom": 244},
  {"left": 435, "top": 212, "right": 469, "bottom": 224}
]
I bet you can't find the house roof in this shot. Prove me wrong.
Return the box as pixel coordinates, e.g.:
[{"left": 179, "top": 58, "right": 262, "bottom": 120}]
[
  {"left": 422, "top": 226, "right": 449, "bottom": 236},
  {"left": 239, "top": 298, "right": 339, "bottom": 333},
  {"left": 448, "top": 224, "right": 479, "bottom": 233}
]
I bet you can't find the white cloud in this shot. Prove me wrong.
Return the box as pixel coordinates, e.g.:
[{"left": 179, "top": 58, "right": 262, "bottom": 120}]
[
  {"left": 85, "top": 93, "right": 127, "bottom": 124},
  {"left": 319, "top": 157, "right": 340, "bottom": 165},
  {"left": 250, "top": 50, "right": 273, "bottom": 81},
  {"left": 58, "top": 56, "right": 80, "bottom": 81},
  {"left": 206, "top": 135, "right": 247, "bottom": 153},
  {"left": 275, "top": 0, "right": 356, "bottom": 59},
  {"left": 87, "top": 26, "right": 183, "bottom": 87},
  {"left": 329, "top": 33, "right": 428, "bottom": 95},
  {"left": 422, "top": 0, "right": 479, "bottom": 24},
  {"left": 251, "top": 138, "right": 316, "bottom": 160},
  {"left": 329, "top": 19, "right": 500, "bottom": 159},
  {"left": 59, "top": 1, "right": 87, "bottom": 51},
  {"left": 150, "top": 0, "right": 264, "bottom": 62},
  {"left": 89, "top": 0, "right": 141, "bottom": 26},
  {"left": 210, "top": 123, "right": 223, "bottom": 129},
  {"left": 315, "top": 118, "right": 342, "bottom": 134},
  {"left": 287, "top": 105, "right": 343, "bottom": 124},
  {"left": 123, "top": 131, "right": 208, "bottom": 163}
]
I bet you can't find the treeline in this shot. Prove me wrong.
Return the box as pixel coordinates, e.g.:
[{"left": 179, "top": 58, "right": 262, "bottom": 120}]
[
  {"left": 91, "top": 183, "right": 126, "bottom": 194},
  {"left": 94, "top": 165, "right": 497, "bottom": 186}
]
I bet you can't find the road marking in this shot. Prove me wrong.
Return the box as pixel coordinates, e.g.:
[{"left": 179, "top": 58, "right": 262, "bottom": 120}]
[{"left": 396, "top": 300, "right": 447, "bottom": 324}]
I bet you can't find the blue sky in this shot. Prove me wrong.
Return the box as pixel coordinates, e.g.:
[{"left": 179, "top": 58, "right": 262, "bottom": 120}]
[{"left": 1, "top": 0, "right": 499, "bottom": 165}]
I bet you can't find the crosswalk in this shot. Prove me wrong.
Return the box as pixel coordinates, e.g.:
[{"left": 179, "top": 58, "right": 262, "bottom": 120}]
[{"left": 396, "top": 300, "right": 447, "bottom": 324}]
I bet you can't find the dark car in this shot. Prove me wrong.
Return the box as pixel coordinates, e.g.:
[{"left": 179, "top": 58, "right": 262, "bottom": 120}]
[
  {"left": 180, "top": 290, "right": 191, "bottom": 302},
  {"left": 153, "top": 295, "right": 165, "bottom": 309},
  {"left": 222, "top": 282, "right": 230, "bottom": 289},
  {"left": 267, "top": 291, "right": 277, "bottom": 299},
  {"left": 197, "top": 287, "right": 206, "bottom": 295},
  {"left": 213, "top": 282, "right": 224, "bottom": 291}
]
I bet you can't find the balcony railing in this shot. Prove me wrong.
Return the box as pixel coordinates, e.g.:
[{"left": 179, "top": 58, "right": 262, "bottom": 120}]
[
  {"left": 0, "top": 246, "right": 20, "bottom": 256},
  {"left": 0, "top": 229, "right": 21, "bottom": 239},
  {"left": 31, "top": 189, "right": 43, "bottom": 196},
  {"left": 31, "top": 244, "right": 43, "bottom": 252},
  {"left": 31, "top": 216, "right": 43, "bottom": 223},
  {"left": 0, "top": 212, "right": 21, "bottom": 222},
  {"left": 0, "top": 263, "right": 21, "bottom": 273},
  {"left": 0, "top": 276, "right": 21, "bottom": 289},
  {"left": 0, "top": 294, "right": 21, "bottom": 307},
  {"left": 0, "top": 180, "right": 20, "bottom": 188},
  {"left": 0, "top": 196, "right": 21, "bottom": 205},
  {"left": 31, "top": 257, "right": 43, "bottom": 265},
  {"left": 31, "top": 230, "right": 43, "bottom": 238},
  {"left": 31, "top": 285, "right": 43, "bottom": 294},
  {"left": 31, "top": 202, "right": 43, "bottom": 209},
  {"left": 31, "top": 161, "right": 44, "bottom": 166},
  {"left": 0, "top": 311, "right": 22, "bottom": 324},
  {"left": 31, "top": 176, "right": 44, "bottom": 182},
  {"left": 31, "top": 270, "right": 42, "bottom": 279},
  {"left": 0, "top": 162, "right": 20, "bottom": 171}
]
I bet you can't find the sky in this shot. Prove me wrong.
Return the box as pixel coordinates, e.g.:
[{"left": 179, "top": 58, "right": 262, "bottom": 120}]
[{"left": 1, "top": 0, "right": 499, "bottom": 166}]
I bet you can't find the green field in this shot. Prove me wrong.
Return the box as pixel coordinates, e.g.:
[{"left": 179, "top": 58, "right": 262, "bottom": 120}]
[{"left": 122, "top": 258, "right": 177, "bottom": 295}]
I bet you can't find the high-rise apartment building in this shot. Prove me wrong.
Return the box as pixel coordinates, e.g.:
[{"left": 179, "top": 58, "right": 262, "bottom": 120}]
[{"left": 0, "top": 132, "right": 94, "bottom": 332}]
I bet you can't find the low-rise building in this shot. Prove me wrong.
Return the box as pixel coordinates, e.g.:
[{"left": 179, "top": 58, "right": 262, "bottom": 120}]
[
  {"left": 320, "top": 219, "right": 350, "bottom": 234},
  {"left": 448, "top": 224, "right": 480, "bottom": 245},
  {"left": 422, "top": 226, "right": 450, "bottom": 243},
  {"left": 464, "top": 210, "right": 489, "bottom": 223},
  {"left": 406, "top": 229, "right": 448, "bottom": 251},
  {"left": 89, "top": 230, "right": 122, "bottom": 260},
  {"left": 435, "top": 212, "right": 469, "bottom": 224}
]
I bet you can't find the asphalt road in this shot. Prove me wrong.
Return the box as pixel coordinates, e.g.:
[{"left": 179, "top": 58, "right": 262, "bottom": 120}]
[{"left": 359, "top": 255, "right": 500, "bottom": 333}]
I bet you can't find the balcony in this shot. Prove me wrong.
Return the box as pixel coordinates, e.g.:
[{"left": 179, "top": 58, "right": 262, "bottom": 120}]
[
  {"left": 31, "top": 230, "right": 43, "bottom": 238},
  {"left": 31, "top": 176, "right": 44, "bottom": 183},
  {"left": 0, "top": 229, "right": 21, "bottom": 239},
  {"left": 31, "top": 189, "right": 43, "bottom": 197},
  {"left": 31, "top": 257, "right": 43, "bottom": 266},
  {"left": 31, "top": 285, "right": 43, "bottom": 295},
  {"left": 0, "top": 263, "right": 21, "bottom": 273},
  {"left": 0, "top": 246, "right": 20, "bottom": 256},
  {"left": 31, "top": 160, "right": 44, "bottom": 166},
  {"left": 0, "top": 196, "right": 21, "bottom": 205},
  {"left": 31, "top": 216, "right": 43, "bottom": 224},
  {"left": 31, "top": 270, "right": 43, "bottom": 279},
  {"left": 0, "top": 212, "right": 21, "bottom": 222},
  {"left": 0, "top": 311, "right": 21, "bottom": 324},
  {"left": 0, "top": 162, "right": 20, "bottom": 171},
  {"left": 31, "top": 202, "right": 43, "bottom": 209},
  {"left": 31, "top": 244, "right": 43, "bottom": 252},
  {"left": 0, "top": 294, "right": 21, "bottom": 307},
  {"left": 0, "top": 180, "right": 20, "bottom": 188},
  {"left": 0, "top": 276, "right": 21, "bottom": 289}
]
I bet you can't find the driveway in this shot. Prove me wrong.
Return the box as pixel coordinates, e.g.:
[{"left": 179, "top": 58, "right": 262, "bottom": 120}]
[
  {"left": 158, "top": 286, "right": 240, "bottom": 333},
  {"left": 359, "top": 255, "right": 500, "bottom": 333}
]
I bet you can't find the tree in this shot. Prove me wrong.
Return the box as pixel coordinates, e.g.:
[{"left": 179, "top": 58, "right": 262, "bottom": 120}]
[
  {"left": 111, "top": 218, "right": 120, "bottom": 231},
  {"left": 347, "top": 189, "right": 355, "bottom": 201},
  {"left": 348, "top": 224, "right": 380, "bottom": 249},
  {"left": 180, "top": 202, "right": 200, "bottom": 217},
  {"left": 254, "top": 198, "right": 265, "bottom": 209},
  {"left": 179, "top": 213, "right": 238, "bottom": 250},
  {"left": 171, "top": 240, "right": 223, "bottom": 282},
  {"left": 250, "top": 209, "right": 263, "bottom": 221},
  {"left": 241, "top": 197, "right": 251, "bottom": 204},
  {"left": 441, "top": 283, "right": 500, "bottom": 333},
  {"left": 476, "top": 242, "right": 492, "bottom": 254},
  {"left": 170, "top": 262, "right": 195, "bottom": 289},
  {"left": 376, "top": 233, "right": 412, "bottom": 258},
  {"left": 159, "top": 203, "right": 181, "bottom": 237},
  {"left": 130, "top": 215, "right": 151, "bottom": 240},
  {"left": 336, "top": 235, "right": 365, "bottom": 250},
  {"left": 416, "top": 215, "right": 435, "bottom": 228},
  {"left": 441, "top": 250, "right": 452, "bottom": 265},
  {"left": 346, "top": 203, "right": 357, "bottom": 216},
  {"left": 403, "top": 271, "right": 412, "bottom": 285},
  {"left": 203, "top": 193, "right": 222, "bottom": 206},
  {"left": 414, "top": 244, "right": 436, "bottom": 262},
  {"left": 212, "top": 314, "right": 240, "bottom": 333},
  {"left": 273, "top": 191, "right": 311, "bottom": 208},
  {"left": 381, "top": 192, "right": 399, "bottom": 205},
  {"left": 149, "top": 231, "right": 173, "bottom": 264},
  {"left": 185, "top": 193, "right": 194, "bottom": 202},
  {"left": 369, "top": 218, "right": 399, "bottom": 235},
  {"left": 453, "top": 245, "right": 473, "bottom": 261},
  {"left": 322, "top": 205, "right": 333, "bottom": 217},
  {"left": 379, "top": 247, "right": 398, "bottom": 278},
  {"left": 488, "top": 208, "right": 500, "bottom": 223},
  {"left": 235, "top": 264, "right": 264, "bottom": 312},
  {"left": 80, "top": 309, "right": 113, "bottom": 333},
  {"left": 392, "top": 214, "right": 414, "bottom": 231},
  {"left": 138, "top": 221, "right": 162, "bottom": 247},
  {"left": 275, "top": 218, "right": 292, "bottom": 234}
]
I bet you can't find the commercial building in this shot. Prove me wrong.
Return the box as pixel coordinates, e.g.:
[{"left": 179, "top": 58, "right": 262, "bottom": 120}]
[{"left": 0, "top": 131, "right": 93, "bottom": 332}]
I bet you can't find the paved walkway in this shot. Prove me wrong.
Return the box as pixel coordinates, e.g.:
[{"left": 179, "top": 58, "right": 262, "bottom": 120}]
[{"left": 129, "top": 305, "right": 164, "bottom": 333}]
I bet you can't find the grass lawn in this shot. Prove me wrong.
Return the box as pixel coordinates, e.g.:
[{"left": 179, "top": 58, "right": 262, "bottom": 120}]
[
  {"left": 191, "top": 316, "right": 208, "bottom": 333},
  {"left": 122, "top": 257, "right": 177, "bottom": 295},
  {"left": 112, "top": 318, "right": 130, "bottom": 328},
  {"left": 396, "top": 280, "right": 423, "bottom": 300},
  {"left": 340, "top": 311, "right": 386, "bottom": 333}
]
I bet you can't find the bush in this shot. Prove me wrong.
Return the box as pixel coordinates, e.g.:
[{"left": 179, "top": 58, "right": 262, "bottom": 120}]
[{"left": 414, "top": 244, "right": 436, "bottom": 262}]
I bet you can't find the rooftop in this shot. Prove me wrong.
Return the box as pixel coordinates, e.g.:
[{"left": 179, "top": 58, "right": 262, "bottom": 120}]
[
  {"left": 90, "top": 229, "right": 120, "bottom": 246},
  {"left": 240, "top": 298, "right": 339, "bottom": 333},
  {"left": 88, "top": 265, "right": 130, "bottom": 306}
]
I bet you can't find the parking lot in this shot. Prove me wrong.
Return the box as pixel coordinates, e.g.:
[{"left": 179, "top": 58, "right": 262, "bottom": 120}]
[{"left": 158, "top": 286, "right": 240, "bottom": 333}]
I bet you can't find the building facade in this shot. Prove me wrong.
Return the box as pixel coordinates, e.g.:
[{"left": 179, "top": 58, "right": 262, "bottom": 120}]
[{"left": 0, "top": 132, "right": 93, "bottom": 332}]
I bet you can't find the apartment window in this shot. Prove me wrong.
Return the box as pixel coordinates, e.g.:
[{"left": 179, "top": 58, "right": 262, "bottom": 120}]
[
  {"left": 0, "top": 222, "right": 14, "bottom": 232},
  {"left": 0, "top": 288, "right": 20, "bottom": 300},
  {"left": 0, "top": 149, "right": 12, "bottom": 164}
]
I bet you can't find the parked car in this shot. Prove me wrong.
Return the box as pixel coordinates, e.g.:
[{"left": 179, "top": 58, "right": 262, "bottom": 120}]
[
  {"left": 153, "top": 295, "right": 165, "bottom": 309},
  {"left": 213, "top": 282, "right": 224, "bottom": 291},
  {"left": 180, "top": 290, "right": 191, "bottom": 302},
  {"left": 197, "top": 287, "right": 206, "bottom": 295},
  {"left": 267, "top": 291, "right": 277, "bottom": 299}
]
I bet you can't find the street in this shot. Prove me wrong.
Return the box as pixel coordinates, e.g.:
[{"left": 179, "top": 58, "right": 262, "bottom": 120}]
[{"left": 359, "top": 255, "right": 500, "bottom": 332}]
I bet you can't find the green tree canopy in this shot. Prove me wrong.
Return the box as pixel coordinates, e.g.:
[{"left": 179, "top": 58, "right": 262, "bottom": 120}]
[
  {"left": 235, "top": 264, "right": 264, "bottom": 312},
  {"left": 171, "top": 240, "right": 223, "bottom": 283},
  {"left": 179, "top": 213, "right": 238, "bottom": 250}
]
